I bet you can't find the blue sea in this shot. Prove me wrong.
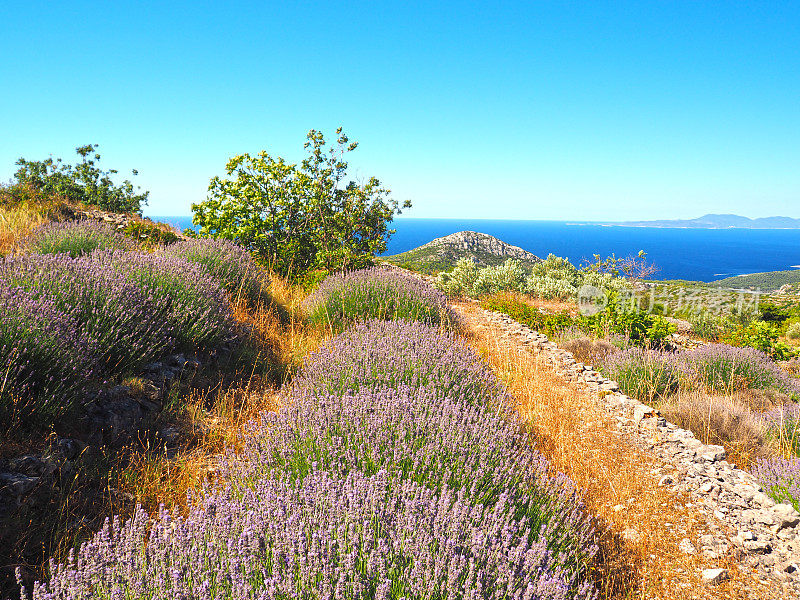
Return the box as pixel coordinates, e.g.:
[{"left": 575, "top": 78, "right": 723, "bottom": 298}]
[{"left": 154, "top": 216, "right": 800, "bottom": 283}]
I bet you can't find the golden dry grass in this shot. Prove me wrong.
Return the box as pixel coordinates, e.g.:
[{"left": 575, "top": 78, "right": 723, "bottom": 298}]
[
  {"left": 455, "top": 301, "right": 782, "bottom": 600},
  {"left": 483, "top": 290, "right": 581, "bottom": 315}
]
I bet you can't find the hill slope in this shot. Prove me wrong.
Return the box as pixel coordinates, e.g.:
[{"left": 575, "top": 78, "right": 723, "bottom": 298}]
[
  {"left": 711, "top": 268, "right": 800, "bottom": 292},
  {"left": 383, "top": 231, "right": 541, "bottom": 273}
]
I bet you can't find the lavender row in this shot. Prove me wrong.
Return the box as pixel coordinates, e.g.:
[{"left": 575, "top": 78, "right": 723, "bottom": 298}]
[
  {"left": 161, "top": 238, "right": 275, "bottom": 309},
  {"left": 28, "top": 468, "right": 594, "bottom": 600},
  {"left": 24, "top": 220, "right": 131, "bottom": 258},
  {"left": 24, "top": 318, "right": 598, "bottom": 598},
  {"left": 0, "top": 250, "right": 234, "bottom": 430},
  {"left": 602, "top": 343, "right": 800, "bottom": 403},
  {"left": 303, "top": 267, "right": 456, "bottom": 330}
]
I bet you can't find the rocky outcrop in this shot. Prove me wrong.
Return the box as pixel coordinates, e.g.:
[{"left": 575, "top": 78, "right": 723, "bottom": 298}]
[{"left": 384, "top": 231, "right": 541, "bottom": 272}]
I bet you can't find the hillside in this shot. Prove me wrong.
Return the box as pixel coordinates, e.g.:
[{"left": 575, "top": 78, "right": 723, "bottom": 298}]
[
  {"left": 383, "top": 230, "right": 541, "bottom": 273},
  {"left": 711, "top": 268, "right": 800, "bottom": 292},
  {"left": 612, "top": 213, "right": 800, "bottom": 229}
]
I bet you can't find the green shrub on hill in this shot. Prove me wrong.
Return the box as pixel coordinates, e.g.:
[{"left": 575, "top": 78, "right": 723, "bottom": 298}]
[{"left": 13, "top": 144, "right": 148, "bottom": 214}]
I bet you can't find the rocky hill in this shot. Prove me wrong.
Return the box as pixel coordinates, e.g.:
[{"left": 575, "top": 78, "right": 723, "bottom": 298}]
[{"left": 383, "top": 231, "right": 541, "bottom": 273}]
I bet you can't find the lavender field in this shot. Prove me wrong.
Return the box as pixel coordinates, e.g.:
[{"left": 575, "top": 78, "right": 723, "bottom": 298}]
[{"left": 4, "top": 249, "right": 599, "bottom": 598}]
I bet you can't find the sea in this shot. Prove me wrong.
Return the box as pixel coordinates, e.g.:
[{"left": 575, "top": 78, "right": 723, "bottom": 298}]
[{"left": 154, "top": 216, "right": 800, "bottom": 283}]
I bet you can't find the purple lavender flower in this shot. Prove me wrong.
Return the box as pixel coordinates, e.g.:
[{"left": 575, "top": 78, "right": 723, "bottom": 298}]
[
  {"left": 290, "top": 319, "right": 503, "bottom": 406},
  {"left": 753, "top": 457, "right": 800, "bottom": 512},
  {"left": 29, "top": 468, "right": 597, "bottom": 600},
  {"left": 601, "top": 347, "right": 683, "bottom": 403},
  {"left": 303, "top": 267, "right": 456, "bottom": 330},
  {"left": 0, "top": 281, "right": 90, "bottom": 430},
  {"left": 682, "top": 343, "right": 800, "bottom": 397},
  {"left": 161, "top": 238, "right": 274, "bottom": 308},
  {"left": 25, "top": 220, "right": 131, "bottom": 258}
]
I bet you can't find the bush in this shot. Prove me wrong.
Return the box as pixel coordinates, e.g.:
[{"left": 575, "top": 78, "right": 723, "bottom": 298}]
[
  {"left": 192, "top": 128, "right": 408, "bottom": 278},
  {"left": 682, "top": 344, "right": 800, "bottom": 398},
  {"left": 289, "top": 319, "right": 503, "bottom": 406},
  {"left": 753, "top": 457, "right": 800, "bottom": 512},
  {"left": 0, "top": 282, "right": 90, "bottom": 431},
  {"left": 434, "top": 257, "right": 480, "bottom": 296},
  {"left": 304, "top": 267, "right": 455, "bottom": 331},
  {"left": 0, "top": 251, "right": 233, "bottom": 374},
  {"left": 13, "top": 144, "right": 148, "bottom": 214},
  {"left": 122, "top": 220, "right": 179, "bottom": 246},
  {"left": 480, "top": 294, "right": 577, "bottom": 336},
  {"left": 786, "top": 322, "right": 800, "bottom": 341},
  {"left": 25, "top": 220, "right": 130, "bottom": 257},
  {"left": 722, "top": 320, "right": 797, "bottom": 360},
  {"left": 601, "top": 348, "right": 682, "bottom": 404},
  {"left": 162, "top": 238, "right": 274, "bottom": 308}
]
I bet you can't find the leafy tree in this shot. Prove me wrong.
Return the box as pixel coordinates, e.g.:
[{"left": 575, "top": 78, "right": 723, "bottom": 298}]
[
  {"left": 192, "top": 128, "right": 410, "bottom": 278},
  {"left": 13, "top": 144, "right": 148, "bottom": 214}
]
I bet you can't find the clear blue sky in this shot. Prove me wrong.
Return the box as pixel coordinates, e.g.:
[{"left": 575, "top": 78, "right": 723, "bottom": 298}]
[{"left": 2, "top": 1, "right": 798, "bottom": 220}]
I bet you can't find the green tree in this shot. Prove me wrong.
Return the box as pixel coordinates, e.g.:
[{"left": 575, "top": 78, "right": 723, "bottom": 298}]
[
  {"left": 14, "top": 144, "right": 148, "bottom": 214},
  {"left": 192, "top": 128, "right": 410, "bottom": 278}
]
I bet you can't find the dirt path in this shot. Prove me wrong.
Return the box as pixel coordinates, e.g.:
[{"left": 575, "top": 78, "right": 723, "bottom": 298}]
[{"left": 454, "top": 301, "right": 795, "bottom": 600}]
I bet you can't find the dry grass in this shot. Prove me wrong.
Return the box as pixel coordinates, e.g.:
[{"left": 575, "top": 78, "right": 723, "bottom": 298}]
[
  {"left": 484, "top": 290, "right": 581, "bottom": 315},
  {"left": 659, "top": 391, "right": 775, "bottom": 470},
  {"left": 455, "top": 301, "right": 778, "bottom": 599},
  {"left": 560, "top": 336, "right": 621, "bottom": 367},
  {"left": 0, "top": 198, "right": 58, "bottom": 254}
]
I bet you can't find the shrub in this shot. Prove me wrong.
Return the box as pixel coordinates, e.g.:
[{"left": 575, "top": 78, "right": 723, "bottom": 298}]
[
  {"left": 601, "top": 348, "right": 682, "bottom": 404},
  {"left": 191, "top": 128, "right": 408, "bottom": 278},
  {"left": 434, "top": 257, "right": 480, "bottom": 297},
  {"left": 722, "top": 320, "right": 797, "bottom": 360},
  {"left": 0, "top": 282, "right": 90, "bottom": 431},
  {"left": 560, "top": 336, "right": 621, "bottom": 367},
  {"left": 0, "top": 252, "right": 174, "bottom": 374},
  {"left": 122, "top": 220, "right": 179, "bottom": 246},
  {"left": 31, "top": 467, "right": 596, "bottom": 600},
  {"left": 231, "top": 385, "right": 596, "bottom": 586},
  {"left": 472, "top": 258, "right": 527, "bottom": 295},
  {"left": 162, "top": 238, "right": 274, "bottom": 308},
  {"left": 753, "top": 457, "right": 800, "bottom": 512},
  {"left": 304, "top": 267, "right": 455, "bottom": 331},
  {"left": 13, "top": 144, "right": 148, "bottom": 214},
  {"left": 290, "top": 319, "right": 503, "bottom": 406},
  {"left": 682, "top": 344, "right": 800, "bottom": 398},
  {"left": 659, "top": 391, "right": 768, "bottom": 468},
  {"left": 480, "top": 294, "right": 577, "bottom": 336},
  {"left": 0, "top": 251, "right": 233, "bottom": 374},
  {"left": 25, "top": 220, "right": 130, "bottom": 257},
  {"left": 786, "top": 322, "right": 800, "bottom": 341}
]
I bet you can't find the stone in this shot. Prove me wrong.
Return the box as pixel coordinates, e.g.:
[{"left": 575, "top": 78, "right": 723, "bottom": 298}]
[
  {"left": 702, "top": 568, "right": 729, "bottom": 585},
  {"left": 679, "top": 538, "right": 696, "bottom": 555},
  {"left": 658, "top": 475, "right": 674, "bottom": 486}
]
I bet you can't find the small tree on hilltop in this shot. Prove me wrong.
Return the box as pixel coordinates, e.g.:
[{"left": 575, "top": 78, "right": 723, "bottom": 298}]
[{"left": 192, "top": 128, "right": 410, "bottom": 278}]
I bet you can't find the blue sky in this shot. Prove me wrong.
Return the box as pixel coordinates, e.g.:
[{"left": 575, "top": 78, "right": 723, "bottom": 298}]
[{"left": 1, "top": 1, "right": 798, "bottom": 220}]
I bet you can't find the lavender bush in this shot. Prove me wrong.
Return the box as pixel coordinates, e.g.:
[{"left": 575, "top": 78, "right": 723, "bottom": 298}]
[
  {"left": 601, "top": 347, "right": 683, "bottom": 404},
  {"left": 682, "top": 344, "right": 800, "bottom": 398},
  {"left": 232, "top": 385, "right": 596, "bottom": 579},
  {"left": 761, "top": 403, "right": 800, "bottom": 456},
  {"left": 0, "top": 282, "right": 90, "bottom": 430},
  {"left": 0, "top": 251, "right": 232, "bottom": 374},
  {"left": 753, "top": 457, "right": 800, "bottom": 512},
  {"left": 304, "top": 267, "right": 456, "bottom": 331},
  {"left": 290, "top": 319, "right": 503, "bottom": 406},
  {"left": 162, "top": 238, "right": 274, "bottom": 308},
  {"left": 26, "top": 468, "right": 597, "bottom": 600},
  {"left": 25, "top": 220, "right": 130, "bottom": 257}
]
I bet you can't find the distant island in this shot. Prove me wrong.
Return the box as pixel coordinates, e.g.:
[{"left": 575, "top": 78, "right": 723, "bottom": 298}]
[{"left": 609, "top": 213, "right": 800, "bottom": 229}]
